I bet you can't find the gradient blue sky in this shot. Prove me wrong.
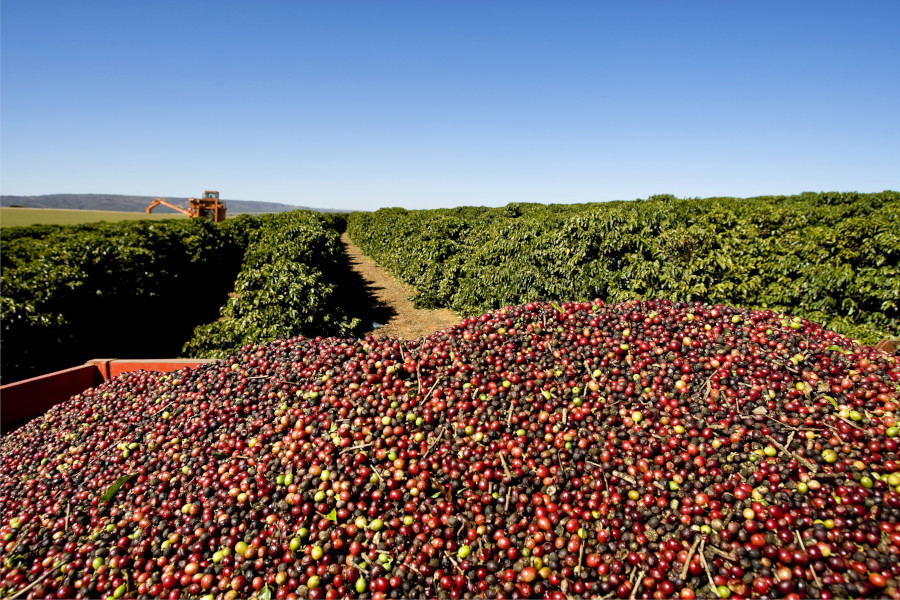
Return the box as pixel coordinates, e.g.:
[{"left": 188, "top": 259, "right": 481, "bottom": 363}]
[{"left": 2, "top": 1, "right": 897, "bottom": 211}]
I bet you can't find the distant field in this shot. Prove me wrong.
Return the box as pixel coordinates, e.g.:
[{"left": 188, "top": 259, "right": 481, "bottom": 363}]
[{"left": 0, "top": 207, "right": 189, "bottom": 227}]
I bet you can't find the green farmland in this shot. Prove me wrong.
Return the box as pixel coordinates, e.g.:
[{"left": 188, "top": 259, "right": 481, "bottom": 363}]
[{"left": 0, "top": 207, "right": 188, "bottom": 228}]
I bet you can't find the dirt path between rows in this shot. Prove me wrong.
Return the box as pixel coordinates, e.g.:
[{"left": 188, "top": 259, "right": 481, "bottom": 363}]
[{"left": 340, "top": 232, "right": 460, "bottom": 339}]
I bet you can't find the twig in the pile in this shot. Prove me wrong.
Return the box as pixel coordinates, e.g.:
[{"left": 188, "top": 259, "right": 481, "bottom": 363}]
[
  {"left": 765, "top": 414, "right": 800, "bottom": 431},
  {"left": 422, "top": 426, "right": 446, "bottom": 460},
  {"left": 65, "top": 502, "right": 71, "bottom": 532},
  {"left": 680, "top": 537, "right": 701, "bottom": 580},
  {"left": 498, "top": 452, "right": 512, "bottom": 479},
  {"left": 766, "top": 435, "right": 818, "bottom": 473},
  {"left": 699, "top": 540, "right": 722, "bottom": 598},
  {"left": 348, "top": 561, "right": 368, "bottom": 576},
  {"left": 341, "top": 443, "right": 373, "bottom": 454},
  {"left": 370, "top": 465, "right": 386, "bottom": 487},
  {"left": 823, "top": 423, "right": 842, "bottom": 439},
  {"left": 446, "top": 553, "right": 465, "bottom": 575},
  {"left": 587, "top": 461, "right": 609, "bottom": 489},
  {"left": 796, "top": 530, "right": 822, "bottom": 589},
  {"left": 152, "top": 401, "right": 175, "bottom": 417},
  {"left": 706, "top": 545, "right": 737, "bottom": 562},
  {"left": 575, "top": 540, "right": 584, "bottom": 575},
  {"left": 416, "top": 366, "right": 423, "bottom": 397},
  {"left": 722, "top": 508, "right": 735, "bottom": 529},
  {"left": 424, "top": 378, "right": 441, "bottom": 401},
  {"left": 612, "top": 471, "right": 637, "bottom": 486},
  {"left": 11, "top": 561, "right": 66, "bottom": 599},
  {"left": 456, "top": 517, "right": 468, "bottom": 537},
  {"left": 506, "top": 398, "right": 515, "bottom": 427},
  {"left": 837, "top": 416, "right": 870, "bottom": 436},
  {"left": 629, "top": 570, "right": 646, "bottom": 600}
]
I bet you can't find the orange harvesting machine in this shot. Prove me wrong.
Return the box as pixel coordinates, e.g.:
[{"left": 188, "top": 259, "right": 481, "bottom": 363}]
[{"left": 146, "top": 191, "right": 226, "bottom": 222}]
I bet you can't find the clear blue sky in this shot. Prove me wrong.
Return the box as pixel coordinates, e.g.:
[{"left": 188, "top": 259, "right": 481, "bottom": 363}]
[{"left": 2, "top": 1, "right": 897, "bottom": 211}]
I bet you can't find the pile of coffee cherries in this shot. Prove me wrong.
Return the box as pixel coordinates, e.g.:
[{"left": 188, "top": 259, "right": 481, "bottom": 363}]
[{"left": 2, "top": 299, "right": 899, "bottom": 599}]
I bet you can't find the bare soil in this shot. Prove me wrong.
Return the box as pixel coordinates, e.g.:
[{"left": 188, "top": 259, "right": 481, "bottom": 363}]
[{"left": 340, "top": 232, "right": 460, "bottom": 339}]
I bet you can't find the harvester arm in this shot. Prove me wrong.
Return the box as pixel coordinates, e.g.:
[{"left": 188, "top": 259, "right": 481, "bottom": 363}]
[{"left": 146, "top": 198, "right": 194, "bottom": 217}]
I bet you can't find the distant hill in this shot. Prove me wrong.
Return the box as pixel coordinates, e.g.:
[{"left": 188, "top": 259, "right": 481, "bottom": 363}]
[{"left": 0, "top": 194, "right": 347, "bottom": 215}]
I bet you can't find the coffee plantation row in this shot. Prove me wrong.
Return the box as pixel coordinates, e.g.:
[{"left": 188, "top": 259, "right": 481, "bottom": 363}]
[
  {"left": 2, "top": 192, "right": 897, "bottom": 383},
  {"left": 347, "top": 191, "right": 899, "bottom": 346},
  {"left": 1, "top": 218, "right": 248, "bottom": 383},
  {"left": 182, "top": 212, "right": 361, "bottom": 359},
  {"left": 0, "top": 212, "right": 360, "bottom": 383}
]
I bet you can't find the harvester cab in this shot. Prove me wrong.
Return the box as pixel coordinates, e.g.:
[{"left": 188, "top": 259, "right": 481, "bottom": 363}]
[{"left": 192, "top": 191, "right": 226, "bottom": 223}]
